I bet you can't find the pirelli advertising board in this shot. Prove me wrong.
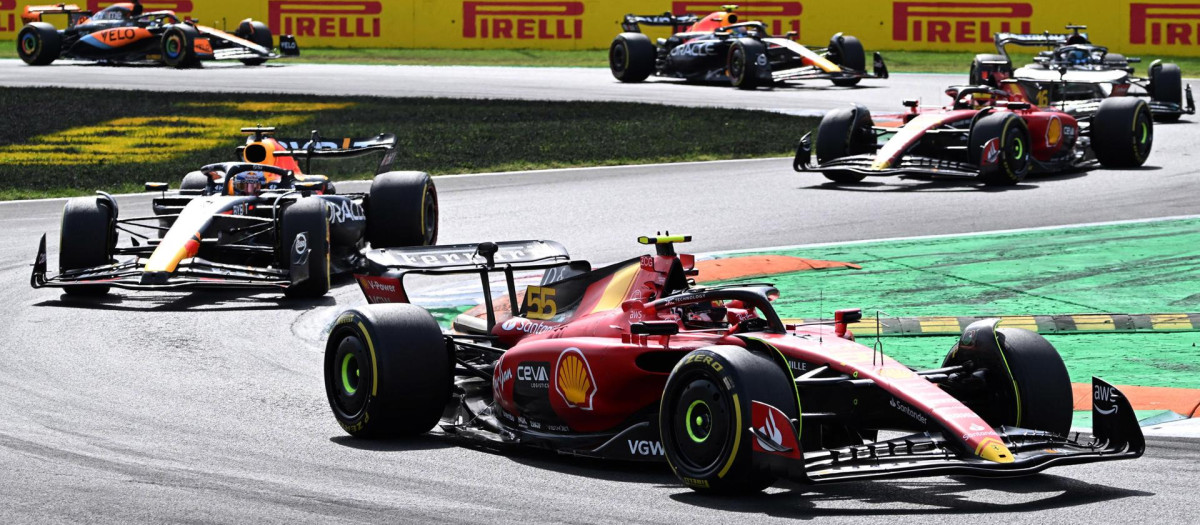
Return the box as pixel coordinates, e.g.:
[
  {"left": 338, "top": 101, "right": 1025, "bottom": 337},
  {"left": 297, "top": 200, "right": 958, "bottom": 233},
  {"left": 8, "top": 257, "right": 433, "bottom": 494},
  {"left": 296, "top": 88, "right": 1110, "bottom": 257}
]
[{"left": 3, "top": 1, "right": 1200, "bottom": 56}]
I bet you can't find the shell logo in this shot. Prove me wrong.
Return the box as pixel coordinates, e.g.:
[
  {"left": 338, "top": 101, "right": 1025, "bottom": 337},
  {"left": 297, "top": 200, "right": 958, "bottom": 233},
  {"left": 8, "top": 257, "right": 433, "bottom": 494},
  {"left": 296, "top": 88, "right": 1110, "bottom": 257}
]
[
  {"left": 1045, "top": 116, "right": 1063, "bottom": 148},
  {"left": 555, "top": 347, "right": 596, "bottom": 410}
]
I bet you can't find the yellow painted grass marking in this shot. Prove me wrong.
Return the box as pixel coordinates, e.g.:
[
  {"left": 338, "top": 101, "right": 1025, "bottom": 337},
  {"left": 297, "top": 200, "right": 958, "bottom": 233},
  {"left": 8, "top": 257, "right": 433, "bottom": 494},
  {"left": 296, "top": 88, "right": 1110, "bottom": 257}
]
[
  {"left": 918, "top": 317, "right": 961, "bottom": 334},
  {"left": 998, "top": 316, "right": 1039, "bottom": 331},
  {"left": 176, "top": 102, "right": 356, "bottom": 113},
  {"left": 0, "top": 115, "right": 307, "bottom": 166}
]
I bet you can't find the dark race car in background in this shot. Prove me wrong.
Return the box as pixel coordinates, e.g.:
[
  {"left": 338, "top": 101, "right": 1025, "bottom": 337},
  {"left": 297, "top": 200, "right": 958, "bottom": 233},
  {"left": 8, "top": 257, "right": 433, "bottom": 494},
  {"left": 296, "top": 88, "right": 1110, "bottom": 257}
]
[
  {"left": 321, "top": 235, "right": 1143, "bottom": 494},
  {"left": 795, "top": 84, "right": 1153, "bottom": 186},
  {"left": 968, "top": 25, "right": 1193, "bottom": 122},
  {"left": 16, "top": 1, "right": 299, "bottom": 67},
  {"left": 609, "top": 6, "right": 887, "bottom": 89},
  {"left": 31, "top": 127, "right": 437, "bottom": 298}
]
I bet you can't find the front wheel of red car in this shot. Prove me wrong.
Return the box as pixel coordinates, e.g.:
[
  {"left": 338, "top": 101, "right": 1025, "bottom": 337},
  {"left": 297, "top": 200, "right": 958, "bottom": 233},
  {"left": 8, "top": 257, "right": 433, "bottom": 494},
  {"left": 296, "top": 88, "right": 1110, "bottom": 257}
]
[
  {"left": 969, "top": 112, "right": 1031, "bottom": 186},
  {"left": 660, "top": 345, "right": 798, "bottom": 494},
  {"left": 1093, "top": 97, "right": 1153, "bottom": 168},
  {"left": 325, "top": 304, "right": 451, "bottom": 438}
]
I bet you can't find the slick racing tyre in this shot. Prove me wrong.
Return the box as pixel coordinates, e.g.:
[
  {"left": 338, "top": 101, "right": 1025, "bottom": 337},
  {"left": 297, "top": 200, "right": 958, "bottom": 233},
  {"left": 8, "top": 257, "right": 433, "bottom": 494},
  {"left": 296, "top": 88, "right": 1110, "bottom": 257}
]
[
  {"left": 969, "top": 112, "right": 1031, "bottom": 186},
  {"left": 280, "top": 198, "right": 330, "bottom": 298},
  {"left": 366, "top": 171, "right": 438, "bottom": 248},
  {"left": 968, "top": 53, "right": 1012, "bottom": 87},
  {"left": 17, "top": 23, "right": 60, "bottom": 66},
  {"left": 1103, "top": 53, "right": 1131, "bottom": 73},
  {"left": 815, "top": 103, "right": 874, "bottom": 183},
  {"left": 1093, "top": 98, "right": 1153, "bottom": 168},
  {"left": 60, "top": 197, "right": 115, "bottom": 296},
  {"left": 728, "top": 38, "right": 767, "bottom": 89},
  {"left": 610, "top": 32, "right": 655, "bottom": 83},
  {"left": 161, "top": 24, "right": 199, "bottom": 68},
  {"left": 828, "top": 34, "right": 865, "bottom": 87},
  {"left": 1149, "top": 63, "right": 1183, "bottom": 123},
  {"left": 325, "top": 304, "right": 451, "bottom": 437},
  {"left": 660, "top": 346, "right": 799, "bottom": 494},
  {"left": 179, "top": 171, "right": 208, "bottom": 194},
  {"left": 235, "top": 20, "right": 274, "bottom": 66},
  {"left": 942, "top": 320, "right": 1073, "bottom": 436}
]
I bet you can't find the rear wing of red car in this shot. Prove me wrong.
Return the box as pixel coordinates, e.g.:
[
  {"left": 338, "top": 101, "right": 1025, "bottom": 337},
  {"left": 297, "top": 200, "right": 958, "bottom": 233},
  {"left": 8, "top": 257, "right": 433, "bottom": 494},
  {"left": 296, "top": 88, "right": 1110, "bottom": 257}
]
[
  {"left": 621, "top": 12, "right": 700, "bottom": 33},
  {"left": 354, "top": 240, "right": 578, "bottom": 331},
  {"left": 22, "top": 4, "right": 91, "bottom": 25}
]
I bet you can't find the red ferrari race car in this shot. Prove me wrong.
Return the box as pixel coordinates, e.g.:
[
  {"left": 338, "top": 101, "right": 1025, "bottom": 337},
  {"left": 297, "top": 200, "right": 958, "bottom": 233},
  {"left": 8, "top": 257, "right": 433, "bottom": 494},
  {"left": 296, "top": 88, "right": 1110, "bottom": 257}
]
[
  {"left": 609, "top": 5, "right": 887, "bottom": 89},
  {"left": 16, "top": 1, "right": 298, "bottom": 67},
  {"left": 31, "top": 127, "right": 436, "bottom": 298},
  {"left": 323, "top": 235, "right": 1142, "bottom": 493},
  {"left": 795, "top": 84, "right": 1153, "bottom": 186}
]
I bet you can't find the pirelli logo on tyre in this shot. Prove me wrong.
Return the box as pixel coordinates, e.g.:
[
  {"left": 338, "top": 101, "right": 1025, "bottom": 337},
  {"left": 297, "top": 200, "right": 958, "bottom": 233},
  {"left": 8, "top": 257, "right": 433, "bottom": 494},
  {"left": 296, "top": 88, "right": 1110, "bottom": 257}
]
[
  {"left": 269, "top": 0, "right": 383, "bottom": 39},
  {"left": 1130, "top": 3, "right": 1200, "bottom": 46},
  {"left": 672, "top": 1, "right": 803, "bottom": 39},
  {"left": 462, "top": 1, "right": 584, "bottom": 40},
  {"left": 892, "top": 1, "right": 1032, "bottom": 43}
]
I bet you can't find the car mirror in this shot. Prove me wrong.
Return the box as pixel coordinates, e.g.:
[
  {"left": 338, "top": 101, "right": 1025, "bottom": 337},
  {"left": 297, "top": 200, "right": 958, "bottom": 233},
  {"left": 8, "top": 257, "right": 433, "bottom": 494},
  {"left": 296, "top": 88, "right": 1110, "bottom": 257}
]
[{"left": 145, "top": 182, "right": 168, "bottom": 192}]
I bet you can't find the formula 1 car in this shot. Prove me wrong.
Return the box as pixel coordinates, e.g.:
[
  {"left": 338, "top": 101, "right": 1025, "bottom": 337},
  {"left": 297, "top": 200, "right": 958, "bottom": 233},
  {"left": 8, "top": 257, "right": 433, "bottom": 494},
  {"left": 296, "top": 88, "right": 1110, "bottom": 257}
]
[
  {"left": 16, "top": 1, "right": 299, "bottom": 67},
  {"left": 31, "top": 127, "right": 437, "bottom": 298},
  {"left": 322, "top": 235, "right": 1143, "bottom": 494},
  {"left": 609, "top": 5, "right": 887, "bottom": 89},
  {"left": 968, "top": 25, "right": 1193, "bottom": 122},
  {"left": 795, "top": 84, "right": 1153, "bottom": 186}
]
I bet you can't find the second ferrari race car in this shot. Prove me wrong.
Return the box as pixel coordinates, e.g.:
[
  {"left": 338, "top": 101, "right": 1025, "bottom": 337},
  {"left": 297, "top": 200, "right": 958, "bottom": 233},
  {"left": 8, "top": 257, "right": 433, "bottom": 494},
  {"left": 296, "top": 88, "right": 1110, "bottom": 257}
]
[
  {"left": 609, "top": 5, "right": 887, "bottom": 89},
  {"left": 968, "top": 25, "right": 1194, "bottom": 122},
  {"left": 795, "top": 84, "right": 1153, "bottom": 186},
  {"left": 16, "top": 1, "right": 299, "bottom": 67},
  {"left": 31, "top": 127, "right": 438, "bottom": 298},
  {"left": 322, "top": 235, "right": 1143, "bottom": 494}
]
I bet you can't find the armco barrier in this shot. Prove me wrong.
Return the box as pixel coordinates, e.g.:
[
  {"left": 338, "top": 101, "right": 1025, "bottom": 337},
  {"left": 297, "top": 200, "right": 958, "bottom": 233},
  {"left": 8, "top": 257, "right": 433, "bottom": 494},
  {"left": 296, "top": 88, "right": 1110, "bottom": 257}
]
[{"left": 2, "top": 1, "right": 1200, "bottom": 56}]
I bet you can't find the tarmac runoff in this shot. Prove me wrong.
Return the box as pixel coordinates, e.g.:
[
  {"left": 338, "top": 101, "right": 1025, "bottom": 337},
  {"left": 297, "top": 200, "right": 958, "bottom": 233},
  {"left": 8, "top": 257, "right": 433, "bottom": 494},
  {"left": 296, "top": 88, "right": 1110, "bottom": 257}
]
[{"left": 706, "top": 216, "right": 1200, "bottom": 436}]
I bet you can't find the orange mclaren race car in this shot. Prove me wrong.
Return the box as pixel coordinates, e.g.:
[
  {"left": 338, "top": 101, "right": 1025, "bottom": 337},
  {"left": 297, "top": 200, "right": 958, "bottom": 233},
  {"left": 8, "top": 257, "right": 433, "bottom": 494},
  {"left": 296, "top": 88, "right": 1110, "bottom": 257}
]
[
  {"left": 16, "top": 1, "right": 298, "bottom": 67},
  {"left": 31, "top": 128, "right": 438, "bottom": 298},
  {"left": 609, "top": 5, "right": 887, "bottom": 89}
]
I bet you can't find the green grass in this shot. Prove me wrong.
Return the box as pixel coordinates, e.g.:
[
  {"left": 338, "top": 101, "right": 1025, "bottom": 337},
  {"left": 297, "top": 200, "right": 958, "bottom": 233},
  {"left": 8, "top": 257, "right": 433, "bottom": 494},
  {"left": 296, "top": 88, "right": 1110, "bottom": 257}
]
[
  {"left": 0, "top": 88, "right": 816, "bottom": 200},
  {"left": 5, "top": 44, "right": 1200, "bottom": 76}
]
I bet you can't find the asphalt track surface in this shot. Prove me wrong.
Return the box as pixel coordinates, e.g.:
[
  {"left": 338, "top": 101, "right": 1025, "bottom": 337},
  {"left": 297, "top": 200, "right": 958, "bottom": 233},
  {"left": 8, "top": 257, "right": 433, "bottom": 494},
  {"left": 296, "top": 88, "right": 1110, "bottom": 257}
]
[{"left": 2, "top": 61, "right": 1199, "bottom": 523}]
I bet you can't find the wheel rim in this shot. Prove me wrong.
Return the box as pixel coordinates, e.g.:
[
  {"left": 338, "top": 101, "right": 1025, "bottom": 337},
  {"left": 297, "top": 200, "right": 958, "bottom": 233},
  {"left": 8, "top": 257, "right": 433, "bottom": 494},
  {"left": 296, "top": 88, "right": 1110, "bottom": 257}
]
[
  {"left": 1006, "top": 130, "right": 1030, "bottom": 174},
  {"left": 668, "top": 375, "right": 732, "bottom": 472},
  {"left": 20, "top": 33, "right": 38, "bottom": 55},
  {"left": 165, "top": 34, "right": 182, "bottom": 59},
  {"left": 422, "top": 186, "right": 438, "bottom": 245},
  {"left": 330, "top": 333, "right": 368, "bottom": 418},
  {"left": 1136, "top": 109, "right": 1152, "bottom": 158},
  {"left": 611, "top": 42, "right": 627, "bottom": 73},
  {"left": 730, "top": 47, "right": 745, "bottom": 81}
]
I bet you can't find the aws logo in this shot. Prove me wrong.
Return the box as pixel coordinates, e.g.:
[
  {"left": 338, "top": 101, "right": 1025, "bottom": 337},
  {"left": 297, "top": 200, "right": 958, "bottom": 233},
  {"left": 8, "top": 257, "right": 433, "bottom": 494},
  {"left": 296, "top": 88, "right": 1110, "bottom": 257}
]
[
  {"left": 893, "top": 1, "right": 1032, "bottom": 43},
  {"left": 555, "top": 347, "right": 596, "bottom": 410}
]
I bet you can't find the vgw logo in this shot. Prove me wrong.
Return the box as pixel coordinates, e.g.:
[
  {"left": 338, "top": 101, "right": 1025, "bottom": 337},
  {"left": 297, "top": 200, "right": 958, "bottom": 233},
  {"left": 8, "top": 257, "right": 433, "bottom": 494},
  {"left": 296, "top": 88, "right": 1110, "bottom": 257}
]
[
  {"left": 672, "top": 2, "right": 803, "bottom": 39},
  {"left": 627, "top": 440, "right": 664, "bottom": 456},
  {"left": 463, "top": 1, "right": 584, "bottom": 40},
  {"left": 1130, "top": 3, "right": 1200, "bottom": 46},
  {"left": 269, "top": 1, "right": 382, "bottom": 38},
  {"left": 893, "top": 1, "right": 1032, "bottom": 43}
]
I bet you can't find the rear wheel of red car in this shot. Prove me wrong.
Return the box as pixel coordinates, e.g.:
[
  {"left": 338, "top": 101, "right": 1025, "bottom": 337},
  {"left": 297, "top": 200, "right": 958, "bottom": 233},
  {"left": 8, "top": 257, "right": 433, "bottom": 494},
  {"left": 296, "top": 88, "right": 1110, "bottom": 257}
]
[
  {"left": 60, "top": 197, "right": 114, "bottom": 296},
  {"left": 1093, "top": 97, "right": 1153, "bottom": 168},
  {"left": 17, "top": 23, "right": 60, "bottom": 66},
  {"left": 728, "top": 39, "right": 767, "bottom": 90},
  {"left": 235, "top": 20, "right": 274, "bottom": 66},
  {"left": 1149, "top": 63, "right": 1182, "bottom": 123},
  {"left": 366, "top": 171, "right": 438, "bottom": 248},
  {"left": 969, "top": 112, "right": 1031, "bottom": 186},
  {"left": 816, "top": 103, "right": 874, "bottom": 183},
  {"left": 827, "top": 34, "right": 864, "bottom": 87},
  {"left": 942, "top": 320, "right": 1072, "bottom": 436},
  {"left": 161, "top": 25, "right": 199, "bottom": 68},
  {"left": 280, "top": 198, "right": 330, "bottom": 299},
  {"left": 660, "top": 345, "right": 798, "bottom": 494},
  {"left": 609, "top": 33, "right": 655, "bottom": 83},
  {"left": 325, "top": 304, "right": 451, "bottom": 438}
]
